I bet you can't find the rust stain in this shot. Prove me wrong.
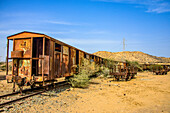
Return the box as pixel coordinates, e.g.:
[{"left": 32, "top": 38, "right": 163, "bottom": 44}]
[
  {"left": 18, "top": 60, "right": 31, "bottom": 78},
  {"left": 14, "top": 39, "right": 31, "bottom": 58}
]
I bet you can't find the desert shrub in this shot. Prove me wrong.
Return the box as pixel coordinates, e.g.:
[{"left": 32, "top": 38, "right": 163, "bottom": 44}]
[
  {"left": 101, "top": 66, "right": 110, "bottom": 77},
  {"left": 126, "top": 60, "right": 143, "bottom": 71},
  {"left": 69, "top": 71, "right": 90, "bottom": 88},
  {"left": 69, "top": 58, "right": 100, "bottom": 88},
  {"left": 0, "top": 62, "right": 3, "bottom": 65},
  {"left": 0, "top": 65, "right": 6, "bottom": 71},
  {"left": 104, "top": 59, "right": 116, "bottom": 69},
  {"left": 0, "top": 64, "right": 12, "bottom": 71}
]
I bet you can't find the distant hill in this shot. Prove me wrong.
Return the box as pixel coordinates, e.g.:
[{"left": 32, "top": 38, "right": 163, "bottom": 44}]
[{"left": 93, "top": 51, "right": 170, "bottom": 63}]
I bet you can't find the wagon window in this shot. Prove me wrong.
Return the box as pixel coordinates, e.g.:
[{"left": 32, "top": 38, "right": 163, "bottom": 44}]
[
  {"left": 55, "top": 43, "right": 61, "bottom": 52},
  {"left": 84, "top": 54, "right": 86, "bottom": 58}
]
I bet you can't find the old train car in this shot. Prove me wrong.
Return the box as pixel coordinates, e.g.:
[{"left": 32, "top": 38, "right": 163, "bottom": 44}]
[
  {"left": 5, "top": 31, "right": 104, "bottom": 92},
  {"left": 109, "top": 61, "right": 138, "bottom": 81},
  {"left": 141, "top": 63, "right": 170, "bottom": 74}
]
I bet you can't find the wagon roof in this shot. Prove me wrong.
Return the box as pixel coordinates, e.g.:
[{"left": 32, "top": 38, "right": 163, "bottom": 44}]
[
  {"left": 7, "top": 31, "right": 47, "bottom": 39},
  {"left": 7, "top": 31, "right": 101, "bottom": 57}
]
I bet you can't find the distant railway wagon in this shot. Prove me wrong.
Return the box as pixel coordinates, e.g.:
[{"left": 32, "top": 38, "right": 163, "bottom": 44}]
[
  {"left": 109, "top": 62, "right": 138, "bottom": 81},
  {"left": 5, "top": 31, "right": 104, "bottom": 92},
  {"left": 141, "top": 63, "right": 170, "bottom": 75},
  {"left": 152, "top": 65, "right": 169, "bottom": 75}
]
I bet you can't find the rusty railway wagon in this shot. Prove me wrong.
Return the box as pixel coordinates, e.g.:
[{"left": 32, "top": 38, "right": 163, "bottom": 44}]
[
  {"left": 109, "top": 62, "right": 138, "bottom": 81},
  {"left": 152, "top": 66, "right": 168, "bottom": 75},
  {"left": 6, "top": 31, "right": 104, "bottom": 92}
]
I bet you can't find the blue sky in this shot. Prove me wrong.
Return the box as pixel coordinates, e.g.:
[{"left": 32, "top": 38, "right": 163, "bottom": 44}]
[{"left": 0, "top": 0, "right": 170, "bottom": 61}]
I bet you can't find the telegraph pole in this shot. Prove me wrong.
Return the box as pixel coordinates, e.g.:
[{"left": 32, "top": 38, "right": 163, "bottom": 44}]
[{"left": 121, "top": 38, "right": 125, "bottom": 62}]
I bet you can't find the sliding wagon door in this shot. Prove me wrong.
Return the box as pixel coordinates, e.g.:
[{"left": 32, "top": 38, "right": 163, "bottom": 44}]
[
  {"left": 54, "top": 53, "right": 61, "bottom": 77},
  {"left": 62, "top": 46, "right": 69, "bottom": 77},
  {"left": 54, "top": 43, "right": 62, "bottom": 78}
]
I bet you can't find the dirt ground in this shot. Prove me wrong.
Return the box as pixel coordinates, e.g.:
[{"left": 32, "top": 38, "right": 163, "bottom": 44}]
[{"left": 1, "top": 71, "right": 170, "bottom": 113}]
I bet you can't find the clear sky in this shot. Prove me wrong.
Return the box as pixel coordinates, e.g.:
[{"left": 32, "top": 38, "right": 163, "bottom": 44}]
[{"left": 0, "top": 0, "right": 170, "bottom": 61}]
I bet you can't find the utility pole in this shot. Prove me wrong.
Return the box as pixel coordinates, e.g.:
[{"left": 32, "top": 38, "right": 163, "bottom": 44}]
[{"left": 121, "top": 38, "right": 125, "bottom": 62}]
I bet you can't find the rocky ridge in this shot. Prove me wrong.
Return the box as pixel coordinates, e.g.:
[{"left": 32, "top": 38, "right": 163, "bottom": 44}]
[{"left": 93, "top": 51, "right": 170, "bottom": 63}]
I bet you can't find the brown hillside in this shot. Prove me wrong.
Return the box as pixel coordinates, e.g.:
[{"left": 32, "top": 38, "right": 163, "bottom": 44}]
[{"left": 93, "top": 51, "right": 170, "bottom": 63}]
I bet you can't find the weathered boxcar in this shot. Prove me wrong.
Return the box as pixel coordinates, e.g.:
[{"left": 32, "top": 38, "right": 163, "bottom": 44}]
[
  {"left": 6, "top": 31, "right": 104, "bottom": 92},
  {"left": 109, "top": 61, "right": 138, "bottom": 81}
]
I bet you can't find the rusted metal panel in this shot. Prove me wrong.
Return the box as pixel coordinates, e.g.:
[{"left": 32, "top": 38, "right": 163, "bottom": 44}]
[
  {"left": 79, "top": 51, "right": 84, "bottom": 65},
  {"left": 61, "top": 45, "right": 69, "bottom": 77},
  {"left": 14, "top": 39, "right": 31, "bottom": 58},
  {"left": 18, "top": 59, "right": 31, "bottom": 78},
  {"left": 71, "top": 49, "right": 76, "bottom": 65},
  {"left": 38, "top": 55, "right": 49, "bottom": 75},
  {"left": 70, "top": 48, "right": 76, "bottom": 74},
  {"left": 62, "top": 54, "right": 69, "bottom": 77},
  {"left": 54, "top": 52, "right": 61, "bottom": 78},
  {"left": 63, "top": 46, "right": 69, "bottom": 55},
  {"left": 11, "top": 51, "right": 23, "bottom": 58}
]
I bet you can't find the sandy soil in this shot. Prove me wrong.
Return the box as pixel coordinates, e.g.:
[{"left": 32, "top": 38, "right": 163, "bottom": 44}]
[{"left": 1, "top": 71, "right": 170, "bottom": 113}]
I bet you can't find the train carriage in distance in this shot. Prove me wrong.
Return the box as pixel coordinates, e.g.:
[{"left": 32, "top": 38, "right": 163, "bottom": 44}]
[{"left": 6, "top": 31, "right": 104, "bottom": 92}]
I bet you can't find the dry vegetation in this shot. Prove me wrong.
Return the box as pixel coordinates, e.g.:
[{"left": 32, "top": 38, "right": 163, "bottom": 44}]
[
  {"left": 93, "top": 51, "right": 170, "bottom": 63},
  {"left": 0, "top": 62, "right": 12, "bottom": 72}
]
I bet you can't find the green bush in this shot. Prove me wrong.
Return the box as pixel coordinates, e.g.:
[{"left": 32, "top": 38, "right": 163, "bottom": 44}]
[
  {"left": 0, "top": 62, "right": 3, "bottom": 65},
  {"left": 104, "top": 59, "right": 116, "bottom": 69},
  {"left": 69, "top": 59, "right": 95, "bottom": 88},
  {"left": 69, "top": 58, "right": 99, "bottom": 88},
  {"left": 99, "top": 66, "right": 110, "bottom": 77},
  {"left": 69, "top": 71, "right": 90, "bottom": 88},
  {"left": 126, "top": 60, "right": 143, "bottom": 71}
]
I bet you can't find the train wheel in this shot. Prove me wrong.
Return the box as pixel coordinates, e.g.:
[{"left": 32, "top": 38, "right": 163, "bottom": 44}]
[
  {"left": 116, "top": 76, "right": 119, "bottom": 81},
  {"left": 131, "top": 75, "right": 134, "bottom": 79},
  {"left": 31, "top": 84, "right": 35, "bottom": 89},
  {"left": 125, "top": 76, "right": 129, "bottom": 81}
]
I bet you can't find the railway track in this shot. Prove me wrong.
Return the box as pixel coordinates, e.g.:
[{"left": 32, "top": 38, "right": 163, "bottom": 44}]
[
  {"left": 0, "top": 87, "right": 43, "bottom": 99},
  {"left": 0, "top": 81, "right": 68, "bottom": 111}
]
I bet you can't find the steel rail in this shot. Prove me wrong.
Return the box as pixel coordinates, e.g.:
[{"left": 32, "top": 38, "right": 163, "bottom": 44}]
[
  {"left": 0, "top": 81, "right": 68, "bottom": 108},
  {"left": 0, "top": 86, "right": 44, "bottom": 99}
]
